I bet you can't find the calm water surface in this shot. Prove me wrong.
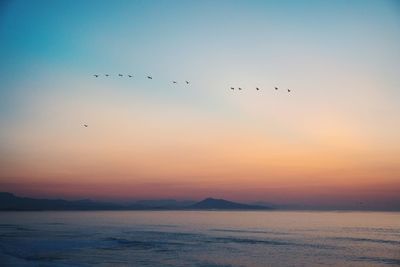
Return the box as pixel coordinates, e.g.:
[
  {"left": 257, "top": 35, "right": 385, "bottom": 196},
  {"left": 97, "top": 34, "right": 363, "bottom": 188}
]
[{"left": 0, "top": 211, "right": 399, "bottom": 266}]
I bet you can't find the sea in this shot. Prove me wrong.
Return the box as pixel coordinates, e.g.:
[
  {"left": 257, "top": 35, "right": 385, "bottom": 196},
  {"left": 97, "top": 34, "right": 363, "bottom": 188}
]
[{"left": 0, "top": 211, "right": 399, "bottom": 266}]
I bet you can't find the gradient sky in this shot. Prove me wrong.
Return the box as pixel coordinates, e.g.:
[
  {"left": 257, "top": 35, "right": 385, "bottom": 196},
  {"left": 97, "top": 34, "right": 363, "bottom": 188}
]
[{"left": 1, "top": 0, "right": 400, "bottom": 209}]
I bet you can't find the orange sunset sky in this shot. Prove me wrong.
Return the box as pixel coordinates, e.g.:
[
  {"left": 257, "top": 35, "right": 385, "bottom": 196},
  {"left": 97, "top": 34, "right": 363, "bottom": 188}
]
[{"left": 1, "top": 0, "right": 399, "bottom": 209}]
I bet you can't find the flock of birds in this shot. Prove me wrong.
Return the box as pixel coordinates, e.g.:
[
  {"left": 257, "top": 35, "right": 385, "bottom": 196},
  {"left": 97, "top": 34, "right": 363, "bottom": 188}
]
[
  {"left": 93, "top": 73, "right": 190, "bottom": 85},
  {"left": 86, "top": 73, "right": 293, "bottom": 128},
  {"left": 93, "top": 73, "right": 292, "bottom": 92},
  {"left": 230, "top": 86, "right": 290, "bottom": 92}
]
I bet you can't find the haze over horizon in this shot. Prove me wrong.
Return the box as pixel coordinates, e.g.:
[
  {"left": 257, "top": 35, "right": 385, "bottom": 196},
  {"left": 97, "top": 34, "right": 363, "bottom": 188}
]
[{"left": 1, "top": 0, "right": 400, "bottom": 210}]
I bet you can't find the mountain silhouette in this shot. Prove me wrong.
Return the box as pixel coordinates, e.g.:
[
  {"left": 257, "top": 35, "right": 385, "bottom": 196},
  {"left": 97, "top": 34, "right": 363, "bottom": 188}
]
[
  {"left": 135, "top": 199, "right": 196, "bottom": 208},
  {"left": 0, "top": 192, "right": 143, "bottom": 211},
  {"left": 188, "top": 197, "right": 270, "bottom": 210},
  {"left": 0, "top": 192, "right": 270, "bottom": 211}
]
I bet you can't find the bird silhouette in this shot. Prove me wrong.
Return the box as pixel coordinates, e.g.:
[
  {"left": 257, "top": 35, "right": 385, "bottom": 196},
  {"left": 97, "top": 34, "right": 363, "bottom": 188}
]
[
  {"left": 83, "top": 124, "right": 88, "bottom": 128},
  {"left": 93, "top": 72, "right": 289, "bottom": 96}
]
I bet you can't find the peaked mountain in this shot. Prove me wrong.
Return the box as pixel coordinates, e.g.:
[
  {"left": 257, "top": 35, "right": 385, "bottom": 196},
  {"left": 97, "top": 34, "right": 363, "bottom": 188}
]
[
  {"left": 0, "top": 193, "right": 271, "bottom": 211},
  {"left": 188, "top": 197, "right": 270, "bottom": 210}
]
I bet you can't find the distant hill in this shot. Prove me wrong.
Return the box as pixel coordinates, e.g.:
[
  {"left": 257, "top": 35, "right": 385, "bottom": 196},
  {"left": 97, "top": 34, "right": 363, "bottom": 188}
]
[
  {"left": 188, "top": 197, "right": 270, "bottom": 210},
  {"left": 0, "top": 192, "right": 271, "bottom": 211},
  {"left": 0, "top": 192, "right": 144, "bottom": 211},
  {"left": 135, "top": 199, "right": 196, "bottom": 208}
]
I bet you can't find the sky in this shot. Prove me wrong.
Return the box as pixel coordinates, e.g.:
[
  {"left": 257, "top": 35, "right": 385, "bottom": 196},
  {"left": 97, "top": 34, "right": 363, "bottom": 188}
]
[{"left": 0, "top": 0, "right": 400, "bottom": 209}]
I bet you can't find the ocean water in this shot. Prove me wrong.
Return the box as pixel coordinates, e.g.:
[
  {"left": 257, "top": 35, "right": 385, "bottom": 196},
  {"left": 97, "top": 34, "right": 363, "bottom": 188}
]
[{"left": 0, "top": 211, "right": 399, "bottom": 266}]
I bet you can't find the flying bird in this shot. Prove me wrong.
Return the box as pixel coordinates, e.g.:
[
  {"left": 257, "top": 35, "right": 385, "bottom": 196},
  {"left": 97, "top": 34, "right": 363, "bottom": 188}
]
[
  {"left": 94, "top": 75, "right": 99, "bottom": 78},
  {"left": 230, "top": 87, "right": 234, "bottom": 90},
  {"left": 275, "top": 87, "right": 278, "bottom": 90},
  {"left": 172, "top": 81, "right": 177, "bottom": 84},
  {"left": 147, "top": 76, "right": 152, "bottom": 79},
  {"left": 186, "top": 81, "right": 190, "bottom": 84},
  {"left": 256, "top": 87, "right": 260, "bottom": 90},
  {"left": 118, "top": 74, "right": 123, "bottom": 77},
  {"left": 287, "top": 89, "right": 291, "bottom": 92},
  {"left": 83, "top": 124, "right": 88, "bottom": 128},
  {"left": 105, "top": 74, "right": 109, "bottom": 77},
  {"left": 238, "top": 87, "right": 242, "bottom": 90},
  {"left": 128, "top": 75, "right": 133, "bottom": 78}
]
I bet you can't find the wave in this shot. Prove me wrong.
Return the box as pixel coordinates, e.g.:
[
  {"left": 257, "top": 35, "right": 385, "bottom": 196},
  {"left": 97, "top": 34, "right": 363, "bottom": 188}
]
[
  {"left": 213, "top": 236, "right": 336, "bottom": 250},
  {"left": 210, "top": 228, "right": 293, "bottom": 235},
  {"left": 331, "top": 237, "right": 400, "bottom": 245},
  {"left": 354, "top": 256, "right": 400, "bottom": 265}
]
